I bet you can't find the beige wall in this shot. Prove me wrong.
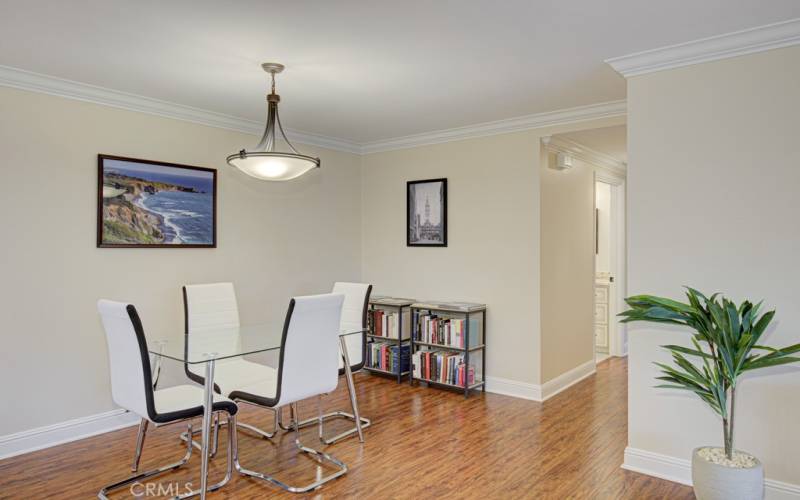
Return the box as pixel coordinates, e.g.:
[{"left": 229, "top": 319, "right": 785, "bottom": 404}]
[
  {"left": 627, "top": 46, "right": 800, "bottom": 484},
  {"left": 361, "top": 116, "right": 623, "bottom": 387},
  {"left": 540, "top": 153, "right": 595, "bottom": 382},
  {"left": 0, "top": 86, "right": 363, "bottom": 435},
  {"left": 0, "top": 80, "right": 624, "bottom": 437},
  {"left": 361, "top": 131, "right": 541, "bottom": 384}
]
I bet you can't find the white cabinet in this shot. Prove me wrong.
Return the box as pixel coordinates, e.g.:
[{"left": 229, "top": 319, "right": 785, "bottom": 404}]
[
  {"left": 594, "top": 279, "right": 611, "bottom": 352},
  {"left": 594, "top": 324, "right": 609, "bottom": 350}
]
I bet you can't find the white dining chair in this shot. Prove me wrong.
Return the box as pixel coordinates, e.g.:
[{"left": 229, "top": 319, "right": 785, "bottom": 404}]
[
  {"left": 182, "top": 283, "right": 281, "bottom": 451},
  {"left": 287, "top": 282, "right": 372, "bottom": 444},
  {"left": 229, "top": 293, "right": 348, "bottom": 493},
  {"left": 96, "top": 299, "right": 238, "bottom": 499}
]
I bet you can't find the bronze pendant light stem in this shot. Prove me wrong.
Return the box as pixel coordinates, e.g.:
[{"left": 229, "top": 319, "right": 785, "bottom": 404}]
[{"left": 226, "top": 62, "right": 320, "bottom": 181}]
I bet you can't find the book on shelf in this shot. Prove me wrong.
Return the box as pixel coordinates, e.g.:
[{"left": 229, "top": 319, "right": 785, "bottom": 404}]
[
  {"left": 412, "top": 310, "right": 480, "bottom": 348},
  {"left": 412, "top": 350, "right": 476, "bottom": 386},
  {"left": 367, "top": 342, "right": 410, "bottom": 373},
  {"left": 369, "top": 309, "right": 411, "bottom": 339}
]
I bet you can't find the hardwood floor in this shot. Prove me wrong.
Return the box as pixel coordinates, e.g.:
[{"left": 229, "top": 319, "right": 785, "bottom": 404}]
[{"left": 0, "top": 357, "right": 693, "bottom": 499}]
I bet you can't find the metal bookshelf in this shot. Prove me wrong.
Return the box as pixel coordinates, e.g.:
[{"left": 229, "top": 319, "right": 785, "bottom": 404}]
[
  {"left": 410, "top": 302, "right": 486, "bottom": 398},
  {"left": 365, "top": 297, "right": 414, "bottom": 383}
]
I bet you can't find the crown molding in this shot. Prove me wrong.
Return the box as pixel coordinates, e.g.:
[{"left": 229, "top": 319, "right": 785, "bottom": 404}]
[
  {"left": 542, "top": 135, "right": 627, "bottom": 177},
  {"left": 360, "top": 100, "right": 627, "bottom": 154},
  {"left": 0, "top": 64, "right": 362, "bottom": 154},
  {"left": 606, "top": 18, "right": 800, "bottom": 78},
  {"left": 0, "top": 64, "right": 627, "bottom": 155}
]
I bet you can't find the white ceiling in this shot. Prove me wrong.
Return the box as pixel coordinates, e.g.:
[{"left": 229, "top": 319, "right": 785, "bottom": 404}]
[
  {"left": 561, "top": 125, "right": 627, "bottom": 163},
  {"left": 0, "top": 1, "right": 798, "bottom": 144}
]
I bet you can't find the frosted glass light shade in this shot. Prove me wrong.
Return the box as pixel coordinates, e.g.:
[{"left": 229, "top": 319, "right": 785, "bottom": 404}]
[
  {"left": 227, "top": 152, "right": 320, "bottom": 181},
  {"left": 228, "top": 63, "right": 321, "bottom": 181}
]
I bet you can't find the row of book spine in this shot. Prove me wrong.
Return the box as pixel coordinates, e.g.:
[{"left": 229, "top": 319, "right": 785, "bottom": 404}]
[
  {"left": 367, "top": 342, "right": 410, "bottom": 373},
  {"left": 370, "top": 309, "right": 411, "bottom": 339},
  {"left": 412, "top": 350, "right": 475, "bottom": 386},
  {"left": 412, "top": 311, "right": 480, "bottom": 348}
]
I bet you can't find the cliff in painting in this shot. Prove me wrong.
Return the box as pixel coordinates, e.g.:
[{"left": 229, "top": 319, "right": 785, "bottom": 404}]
[{"left": 100, "top": 158, "right": 215, "bottom": 246}]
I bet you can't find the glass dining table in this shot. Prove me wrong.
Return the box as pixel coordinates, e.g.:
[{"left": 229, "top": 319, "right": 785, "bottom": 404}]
[{"left": 147, "top": 322, "right": 367, "bottom": 499}]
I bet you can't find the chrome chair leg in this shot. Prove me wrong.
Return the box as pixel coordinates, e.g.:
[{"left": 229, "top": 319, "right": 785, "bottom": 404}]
[
  {"left": 277, "top": 405, "right": 293, "bottom": 431},
  {"left": 181, "top": 405, "right": 278, "bottom": 450},
  {"left": 179, "top": 418, "right": 222, "bottom": 456},
  {"left": 211, "top": 413, "right": 220, "bottom": 457},
  {"left": 99, "top": 422, "right": 193, "bottom": 500},
  {"left": 291, "top": 370, "right": 370, "bottom": 445},
  {"left": 234, "top": 397, "right": 348, "bottom": 493},
  {"left": 177, "top": 413, "right": 237, "bottom": 499},
  {"left": 235, "top": 402, "right": 279, "bottom": 439},
  {"left": 294, "top": 411, "right": 371, "bottom": 445},
  {"left": 102, "top": 413, "right": 237, "bottom": 500},
  {"left": 131, "top": 419, "right": 149, "bottom": 472}
]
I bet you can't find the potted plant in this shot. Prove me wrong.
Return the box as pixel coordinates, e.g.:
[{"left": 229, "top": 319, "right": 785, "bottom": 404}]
[{"left": 620, "top": 288, "right": 800, "bottom": 500}]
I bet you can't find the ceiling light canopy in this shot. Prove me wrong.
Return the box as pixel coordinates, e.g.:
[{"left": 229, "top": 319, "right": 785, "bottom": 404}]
[{"left": 227, "top": 63, "right": 320, "bottom": 181}]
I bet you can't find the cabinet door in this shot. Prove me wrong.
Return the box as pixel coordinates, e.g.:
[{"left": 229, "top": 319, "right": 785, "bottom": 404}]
[
  {"left": 594, "top": 324, "right": 609, "bottom": 349},
  {"left": 594, "top": 283, "right": 611, "bottom": 350},
  {"left": 594, "top": 286, "right": 609, "bottom": 303},
  {"left": 594, "top": 303, "right": 608, "bottom": 325}
]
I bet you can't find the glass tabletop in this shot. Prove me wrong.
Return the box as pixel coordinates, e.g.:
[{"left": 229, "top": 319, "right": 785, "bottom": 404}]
[{"left": 148, "top": 322, "right": 367, "bottom": 364}]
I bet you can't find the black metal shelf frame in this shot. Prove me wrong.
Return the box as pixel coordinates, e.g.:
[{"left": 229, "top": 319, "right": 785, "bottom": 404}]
[
  {"left": 365, "top": 302, "right": 412, "bottom": 383},
  {"left": 413, "top": 378, "right": 485, "bottom": 392},
  {"left": 409, "top": 306, "right": 487, "bottom": 399}
]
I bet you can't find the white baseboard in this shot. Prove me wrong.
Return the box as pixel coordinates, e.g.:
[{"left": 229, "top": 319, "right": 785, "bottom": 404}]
[
  {"left": 485, "top": 376, "right": 542, "bottom": 401},
  {"left": 0, "top": 408, "right": 140, "bottom": 461},
  {"left": 485, "top": 360, "right": 597, "bottom": 402},
  {"left": 623, "top": 447, "right": 800, "bottom": 499},
  {"left": 541, "top": 359, "right": 596, "bottom": 400}
]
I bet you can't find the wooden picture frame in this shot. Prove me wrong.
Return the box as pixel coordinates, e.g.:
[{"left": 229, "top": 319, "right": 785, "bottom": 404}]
[
  {"left": 407, "top": 178, "right": 447, "bottom": 247},
  {"left": 97, "top": 154, "right": 217, "bottom": 248}
]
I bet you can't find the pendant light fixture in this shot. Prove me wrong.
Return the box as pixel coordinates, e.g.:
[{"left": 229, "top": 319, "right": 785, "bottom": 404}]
[{"left": 227, "top": 63, "right": 320, "bottom": 181}]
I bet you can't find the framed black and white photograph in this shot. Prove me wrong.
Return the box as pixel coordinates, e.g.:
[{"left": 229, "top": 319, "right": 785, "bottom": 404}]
[
  {"left": 97, "top": 154, "right": 217, "bottom": 248},
  {"left": 407, "top": 178, "right": 447, "bottom": 247}
]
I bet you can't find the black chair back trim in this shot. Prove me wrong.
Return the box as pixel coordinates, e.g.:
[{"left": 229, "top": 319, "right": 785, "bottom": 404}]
[
  {"left": 182, "top": 286, "right": 222, "bottom": 394},
  {"left": 228, "top": 298, "right": 295, "bottom": 408},
  {"left": 126, "top": 304, "right": 236, "bottom": 423}
]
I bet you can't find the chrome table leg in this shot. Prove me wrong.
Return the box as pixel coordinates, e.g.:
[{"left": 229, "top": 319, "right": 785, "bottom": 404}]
[
  {"left": 178, "top": 414, "right": 237, "bottom": 499},
  {"left": 199, "top": 358, "right": 216, "bottom": 500},
  {"left": 339, "top": 335, "right": 364, "bottom": 442}
]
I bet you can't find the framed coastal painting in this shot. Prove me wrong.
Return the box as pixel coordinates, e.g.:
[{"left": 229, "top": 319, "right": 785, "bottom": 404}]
[
  {"left": 407, "top": 178, "right": 447, "bottom": 247},
  {"left": 97, "top": 155, "right": 217, "bottom": 248}
]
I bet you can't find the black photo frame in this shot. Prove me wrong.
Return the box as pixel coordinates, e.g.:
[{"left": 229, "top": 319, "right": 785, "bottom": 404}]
[
  {"left": 97, "top": 154, "right": 217, "bottom": 248},
  {"left": 407, "top": 178, "right": 447, "bottom": 247}
]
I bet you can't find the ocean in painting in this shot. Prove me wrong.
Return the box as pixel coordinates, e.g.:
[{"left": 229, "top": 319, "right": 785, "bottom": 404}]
[
  {"left": 136, "top": 191, "right": 214, "bottom": 244},
  {"left": 101, "top": 158, "right": 215, "bottom": 245}
]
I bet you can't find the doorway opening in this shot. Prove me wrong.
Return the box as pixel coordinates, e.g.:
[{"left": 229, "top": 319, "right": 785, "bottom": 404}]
[
  {"left": 546, "top": 125, "right": 628, "bottom": 364},
  {"left": 594, "top": 176, "right": 626, "bottom": 361}
]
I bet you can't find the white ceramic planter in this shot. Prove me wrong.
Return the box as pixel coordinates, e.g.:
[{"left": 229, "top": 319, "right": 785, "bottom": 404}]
[{"left": 691, "top": 447, "right": 764, "bottom": 500}]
